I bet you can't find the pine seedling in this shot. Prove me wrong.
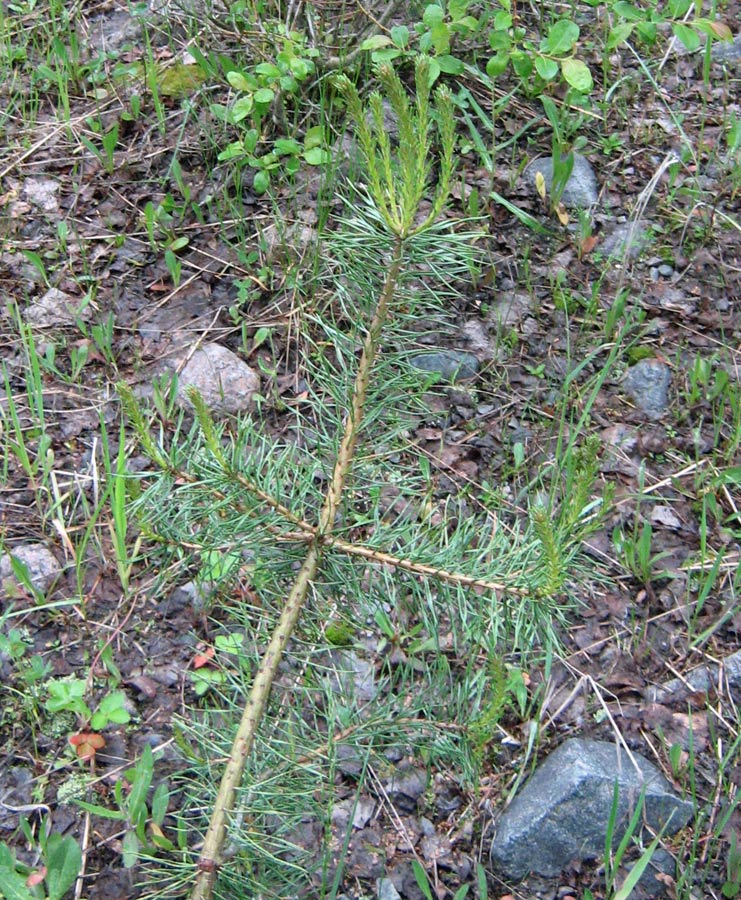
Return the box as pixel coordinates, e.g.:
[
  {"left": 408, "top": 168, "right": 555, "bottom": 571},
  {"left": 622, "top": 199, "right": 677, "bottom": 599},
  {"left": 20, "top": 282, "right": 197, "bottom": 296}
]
[
  {"left": 334, "top": 56, "right": 456, "bottom": 237},
  {"left": 185, "top": 61, "right": 462, "bottom": 900}
]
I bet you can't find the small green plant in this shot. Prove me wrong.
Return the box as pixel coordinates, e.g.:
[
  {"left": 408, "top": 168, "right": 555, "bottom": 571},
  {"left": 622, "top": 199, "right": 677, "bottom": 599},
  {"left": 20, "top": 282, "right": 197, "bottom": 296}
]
[
  {"left": 605, "top": 783, "right": 665, "bottom": 900},
  {"left": 467, "top": 656, "right": 527, "bottom": 765},
  {"left": 45, "top": 676, "right": 131, "bottom": 731},
  {"left": 75, "top": 744, "right": 172, "bottom": 867},
  {"left": 0, "top": 830, "right": 81, "bottom": 900},
  {"left": 209, "top": 35, "right": 326, "bottom": 194},
  {"left": 722, "top": 831, "right": 741, "bottom": 898}
]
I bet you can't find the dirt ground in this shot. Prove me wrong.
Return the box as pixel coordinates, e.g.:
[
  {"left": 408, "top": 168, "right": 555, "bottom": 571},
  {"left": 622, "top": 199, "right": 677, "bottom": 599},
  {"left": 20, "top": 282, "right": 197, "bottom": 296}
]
[{"left": 1, "top": 1, "right": 740, "bottom": 898}]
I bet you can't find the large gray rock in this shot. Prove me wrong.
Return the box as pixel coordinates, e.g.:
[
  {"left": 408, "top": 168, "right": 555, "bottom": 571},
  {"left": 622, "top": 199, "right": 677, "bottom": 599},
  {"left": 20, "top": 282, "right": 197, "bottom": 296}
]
[
  {"left": 408, "top": 349, "right": 479, "bottom": 382},
  {"left": 25, "top": 288, "right": 92, "bottom": 326},
  {"left": 1, "top": 543, "right": 61, "bottom": 598},
  {"left": 525, "top": 153, "right": 599, "bottom": 208},
  {"left": 489, "top": 738, "right": 693, "bottom": 880},
  {"left": 177, "top": 342, "right": 259, "bottom": 415},
  {"left": 622, "top": 359, "right": 672, "bottom": 418}
]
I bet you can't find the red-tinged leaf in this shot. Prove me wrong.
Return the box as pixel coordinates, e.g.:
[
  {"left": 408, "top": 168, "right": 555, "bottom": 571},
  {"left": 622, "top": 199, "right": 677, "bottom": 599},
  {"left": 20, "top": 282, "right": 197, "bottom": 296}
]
[
  {"left": 26, "top": 867, "right": 47, "bottom": 887},
  {"left": 193, "top": 646, "right": 215, "bottom": 669},
  {"left": 580, "top": 234, "right": 599, "bottom": 256},
  {"left": 70, "top": 731, "right": 106, "bottom": 761}
]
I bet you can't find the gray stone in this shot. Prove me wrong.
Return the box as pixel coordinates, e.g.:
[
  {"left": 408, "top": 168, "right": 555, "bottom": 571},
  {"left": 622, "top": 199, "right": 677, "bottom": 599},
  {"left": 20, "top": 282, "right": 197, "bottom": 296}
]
[
  {"left": 22, "top": 177, "right": 60, "bottom": 213},
  {"left": 622, "top": 359, "right": 672, "bottom": 418},
  {"left": 600, "top": 222, "right": 651, "bottom": 261},
  {"left": 635, "top": 847, "right": 676, "bottom": 897},
  {"left": 325, "top": 650, "right": 377, "bottom": 702},
  {"left": 712, "top": 33, "right": 741, "bottom": 64},
  {"left": 0, "top": 767, "right": 34, "bottom": 830},
  {"left": 408, "top": 349, "right": 479, "bottom": 382},
  {"left": 525, "top": 153, "right": 599, "bottom": 208},
  {"left": 376, "top": 877, "right": 401, "bottom": 900},
  {"left": 486, "top": 292, "right": 534, "bottom": 329},
  {"left": 489, "top": 738, "right": 694, "bottom": 880},
  {"left": 384, "top": 765, "right": 427, "bottom": 814},
  {"left": 1, "top": 544, "right": 61, "bottom": 598},
  {"left": 25, "top": 288, "right": 92, "bottom": 326},
  {"left": 646, "top": 648, "right": 741, "bottom": 704},
  {"left": 177, "top": 343, "right": 259, "bottom": 415}
]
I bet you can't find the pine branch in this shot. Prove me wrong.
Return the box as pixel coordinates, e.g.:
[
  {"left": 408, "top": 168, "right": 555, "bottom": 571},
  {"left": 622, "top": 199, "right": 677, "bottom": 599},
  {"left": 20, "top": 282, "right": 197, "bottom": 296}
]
[{"left": 190, "top": 237, "right": 406, "bottom": 900}]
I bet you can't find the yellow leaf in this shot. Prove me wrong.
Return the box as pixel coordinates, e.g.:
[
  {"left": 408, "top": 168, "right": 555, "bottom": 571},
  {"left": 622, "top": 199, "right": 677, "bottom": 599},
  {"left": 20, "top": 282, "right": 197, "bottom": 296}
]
[
  {"left": 535, "top": 170, "right": 547, "bottom": 201},
  {"left": 556, "top": 203, "right": 569, "bottom": 225}
]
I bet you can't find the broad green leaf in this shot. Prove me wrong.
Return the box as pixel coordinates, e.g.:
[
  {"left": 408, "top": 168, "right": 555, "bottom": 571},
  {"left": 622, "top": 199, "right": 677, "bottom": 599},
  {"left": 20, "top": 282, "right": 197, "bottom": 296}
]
[
  {"left": 253, "top": 170, "right": 270, "bottom": 194},
  {"left": 304, "top": 125, "right": 323, "bottom": 149},
  {"left": 672, "top": 22, "right": 701, "bottom": 51},
  {"left": 371, "top": 48, "right": 403, "bottom": 63},
  {"left": 437, "top": 54, "right": 464, "bottom": 74},
  {"left": 303, "top": 146, "right": 330, "bottom": 165},
  {"left": 542, "top": 20, "right": 579, "bottom": 55},
  {"left": 226, "top": 70, "right": 251, "bottom": 92},
  {"left": 488, "top": 29, "right": 511, "bottom": 51},
  {"left": 253, "top": 87, "right": 274, "bottom": 105},
  {"left": 254, "top": 62, "right": 281, "bottom": 78},
  {"left": 390, "top": 25, "right": 409, "bottom": 47},
  {"left": 511, "top": 50, "right": 533, "bottom": 78},
  {"left": 0, "top": 843, "right": 34, "bottom": 900},
  {"left": 430, "top": 21, "right": 451, "bottom": 53},
  {"left": 448, "top": 0, "right": 469, "bottom": 21},
  {"left": 360, "top": 34, "right": 393, "bottom": 50},
  {"left": 493, "top": 9, "right": 512, "bottom": 28},
  {"left": 613, "top": 2, "right": 644, "bottom": 21},
  {"left": 561, "top": 57, "right": 593, "bottom": 92},
  {"left": 691, "top": 17, "right": 732, "bottom": 41},
  {"left": 231, "top": 95, "right": 254, "bottom": 123},
  {"left": 45, "top": 834, "right": 82, "bottom": 900},
  {"left": 635, "top": 21, "right": 658, "bottom": 42},
  {"left": 422, "top": 3, "right": 444, "bottom": 27},
  {"left": 486, "top": 53, "right": 509, "bottom": 77},
  {"left": 288, "top": 57, "right": 312, "bottom": 79},
  {"left": 275, "top": 137, "right": 302, "bottom": 156},
  {"left": 606, "top": 22, "right": 633, "bottom": 50},
  {"left": 667, "top": 0, "right": 692, "bottom": 16},
  {"left": 534, "top": 55, "right": 559, "bottom": 80},
  {"left": 453, "top": 15, "right": 480, "bottom": 32}
]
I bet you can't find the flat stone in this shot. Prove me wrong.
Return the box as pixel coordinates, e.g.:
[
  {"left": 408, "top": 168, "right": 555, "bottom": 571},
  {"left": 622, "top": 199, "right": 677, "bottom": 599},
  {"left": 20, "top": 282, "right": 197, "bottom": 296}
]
[
  {"left": 486, "top": 292, "right": 534, "bottom": 329},
  {"left": 25, "top": 288, "right": 92, "bottom": 326},
  {"left": 177, "top": 342, "right": 259, "bottom": 415},
  {"left": 22, "top": 177, "right": 60, "bottom": 213},
  {"left": 646, "top": 648, "right": 741, "bottom": 704},
  {"left": 408, "top": 349, "right": 479, "bottom": 382},
  {"left": 489, "top": 738, "right": 693, "bottom": 880},
  {"left": 622, "top": 359, "right": 672, "bottom": 418},
  {"left": 376, "top": 877, "right": 401, "bottom": 900},
  {"left": 525, "top": 153, "right": 599, "bottom": 208},
  {"left": 1, "top": 543, "right": 61, "bottom": 598},
  {"left": 600, "top": 221, "right": 651, "bottom": 261},
  {"left": 712, "top": 33, "right": 741, "bottom": 64},
  {"left": 383, "top": 765, "right": 427, "bottom": 814}
]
